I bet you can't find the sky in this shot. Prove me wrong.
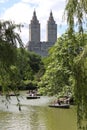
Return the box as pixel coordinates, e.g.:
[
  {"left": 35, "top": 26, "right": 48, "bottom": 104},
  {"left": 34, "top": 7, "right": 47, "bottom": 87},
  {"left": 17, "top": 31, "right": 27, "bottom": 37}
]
[{"left": 0, "top": 0, "right": 67, "bottom": 46}]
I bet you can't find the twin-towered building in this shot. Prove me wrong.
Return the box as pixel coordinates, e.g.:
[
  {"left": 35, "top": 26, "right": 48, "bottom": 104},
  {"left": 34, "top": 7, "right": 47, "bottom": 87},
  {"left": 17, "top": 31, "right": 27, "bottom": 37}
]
[{"left": 26, "top": 10, "right": 57, "bottom": 56}]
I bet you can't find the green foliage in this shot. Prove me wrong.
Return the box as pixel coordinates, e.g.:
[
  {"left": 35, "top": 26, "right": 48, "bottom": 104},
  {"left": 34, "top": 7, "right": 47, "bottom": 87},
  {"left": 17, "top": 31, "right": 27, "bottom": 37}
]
[
  {"left": 73, "top": 46, "right": 87, "bottom": 129},
  {"left": 28, "top": 52, "right": 43, "bottom": 74},
  {"left": 16, "top": 48, "right": 34, "bottom": 81},
  {"left": 0, "top": 21, "right": 23, "bottom": 96},
  {"left": 0, "top": 44, "right": 44, "bottom": 91},
  {"left": 38, "top": 33, "right": 87, "bottom": 96},
  {"left": 16, "top": 49, "right": 44, "bottom": 82},
  {"left": 65, "top": 0, "right": 87, "bottom": 35},
  {"left": 0, "top": 41, "right": 17, "bottom": 66},
  {"left": 23, "top": 80, "right": 38, "bottom": 90},
  {"left": 0, "top": 21, "right": 23, "bottom": 66},
  {"left": 65, "top": 0, "right": 87, "bottom": 129}
]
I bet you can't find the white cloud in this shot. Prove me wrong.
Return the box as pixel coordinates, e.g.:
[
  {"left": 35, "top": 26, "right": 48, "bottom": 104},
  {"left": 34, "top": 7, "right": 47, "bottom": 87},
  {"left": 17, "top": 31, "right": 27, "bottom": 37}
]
[
  {"left": 1, "top": 0, "right": 67, "bottom": 45},
  {"left": 0, "top": 0, "right": 8, "bottom": 3},
  {"left": 2, "top": 2, "right": 32, "bottom": 23}
]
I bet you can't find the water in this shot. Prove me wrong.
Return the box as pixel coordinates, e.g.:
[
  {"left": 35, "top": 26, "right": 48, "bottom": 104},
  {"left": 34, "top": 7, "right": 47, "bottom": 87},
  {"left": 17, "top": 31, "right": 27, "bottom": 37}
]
[{"left": 0, "top": 92, "right": 77, "bottom": 130}]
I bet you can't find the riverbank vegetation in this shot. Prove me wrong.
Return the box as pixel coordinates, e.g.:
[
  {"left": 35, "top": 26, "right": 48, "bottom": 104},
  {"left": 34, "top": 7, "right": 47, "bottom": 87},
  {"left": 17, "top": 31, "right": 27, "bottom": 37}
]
[{"left": 0, "top": 48, "right": 44, "bottom": 92}]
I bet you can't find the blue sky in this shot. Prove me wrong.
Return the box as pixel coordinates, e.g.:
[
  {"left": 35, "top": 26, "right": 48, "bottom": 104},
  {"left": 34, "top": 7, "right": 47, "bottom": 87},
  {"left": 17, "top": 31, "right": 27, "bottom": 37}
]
[{"left": 0, "top": 0, "right": 67, "bottom": 45}]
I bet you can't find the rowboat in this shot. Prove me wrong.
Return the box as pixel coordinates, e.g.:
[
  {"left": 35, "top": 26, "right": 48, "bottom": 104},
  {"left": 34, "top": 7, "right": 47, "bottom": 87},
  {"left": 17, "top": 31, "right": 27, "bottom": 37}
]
[
  {"left": 9, "top": 93, "right": 20, "bottom": 96},
  {"left": 49, "top": 104, "right": 70, "bottom": 109},
  {"left": 26, "top": 96, "right": 40, "bottom": 99}
]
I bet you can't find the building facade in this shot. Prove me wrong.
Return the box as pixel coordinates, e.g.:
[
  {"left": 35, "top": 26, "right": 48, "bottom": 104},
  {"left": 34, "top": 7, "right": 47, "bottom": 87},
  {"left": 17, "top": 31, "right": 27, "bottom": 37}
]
[{"left": 26, "top": 10, "right": 57, "bottom": 57}]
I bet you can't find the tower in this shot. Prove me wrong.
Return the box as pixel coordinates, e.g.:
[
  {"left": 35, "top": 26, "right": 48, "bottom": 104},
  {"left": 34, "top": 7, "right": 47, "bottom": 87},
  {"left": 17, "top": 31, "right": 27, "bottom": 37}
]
[
  {"left": 47, "top": 11, "right": 57, "bottom": 43},
  {"left": 26, "top": 11, "right": 57, "bottom": 57},
  {"left": 29, "top": 10, "right": 40, "bottom": 43}
]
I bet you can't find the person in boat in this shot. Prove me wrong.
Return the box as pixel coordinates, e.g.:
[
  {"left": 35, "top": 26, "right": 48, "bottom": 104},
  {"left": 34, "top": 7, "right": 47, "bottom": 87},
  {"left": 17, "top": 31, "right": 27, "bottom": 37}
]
[
  {"left": 29, "top": 90, "right": 32, "bottom": 96},
  {"left": 63, "top": 96, "right": 70, "bottom": 104},
  {"left": 31, "top": 93, "right": 34, "bottom": 97},
  {"left": 57, "top": 99, "right": 61, "bottom": 105}
]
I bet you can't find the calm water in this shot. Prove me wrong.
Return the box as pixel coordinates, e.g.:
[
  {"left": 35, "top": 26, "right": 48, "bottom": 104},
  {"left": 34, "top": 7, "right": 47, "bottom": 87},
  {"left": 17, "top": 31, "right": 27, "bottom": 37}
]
[{"left": 0, "top": 92, "right": 77, "bottom": 130}]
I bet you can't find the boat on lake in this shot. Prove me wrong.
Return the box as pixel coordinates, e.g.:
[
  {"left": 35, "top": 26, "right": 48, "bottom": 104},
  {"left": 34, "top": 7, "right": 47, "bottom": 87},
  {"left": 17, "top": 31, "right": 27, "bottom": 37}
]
[
  {"left": 26, "top": 96, "right": 40, "bottom": 99},
  {"left": 49, "top": 103, "right": 70, "bottom": 109},
  {"left": 26, "top": 89, "right": 40, "bottom": 99},
  {"left": 9, "top": 93, "right": 20, "bottom": 96}
]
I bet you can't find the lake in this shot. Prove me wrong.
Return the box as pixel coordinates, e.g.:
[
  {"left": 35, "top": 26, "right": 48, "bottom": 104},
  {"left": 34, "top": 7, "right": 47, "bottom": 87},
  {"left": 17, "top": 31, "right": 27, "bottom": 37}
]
[{"left": 0, "top": 91, "right": 77, "bottom": 130}]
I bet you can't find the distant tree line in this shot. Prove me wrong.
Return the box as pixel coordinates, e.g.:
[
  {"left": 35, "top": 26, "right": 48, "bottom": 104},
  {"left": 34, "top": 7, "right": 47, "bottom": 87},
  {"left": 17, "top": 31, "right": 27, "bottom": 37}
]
[{"left": 0, "top": 20, "right": 45, "bottom": 95}]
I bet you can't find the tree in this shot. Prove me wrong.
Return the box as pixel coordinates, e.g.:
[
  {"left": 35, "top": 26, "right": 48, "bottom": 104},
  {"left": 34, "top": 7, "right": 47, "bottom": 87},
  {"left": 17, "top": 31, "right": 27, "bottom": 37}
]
[
  {"left": 0, "top": 21, "right": 23, "bottom": 65},
  {"left": 0, "top": 20, "right": 23, "bottom": 95},
  {"left": 0, "top": 20, "right": 23, "bottom": 110},
  {"left": 38, "top": 33, "right": 87, "bottom": 96},
  {"left": 16, "top": 49, "right": 34, "bottom": 81},
  {"left": 65, "top": 0, "right": 87, "bottom": 129}
]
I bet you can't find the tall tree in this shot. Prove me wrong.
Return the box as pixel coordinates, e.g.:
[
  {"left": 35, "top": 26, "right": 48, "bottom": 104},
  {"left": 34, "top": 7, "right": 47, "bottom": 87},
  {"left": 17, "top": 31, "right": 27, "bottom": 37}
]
[
  {"left": 65, "top": 0, "right": 87, "bottom": 129},
  {"left": 0, "top": 20, "right": 23, "bottom": 95},
  {"left": 0, "top": 20, "right": 23, "bottom": 66}
]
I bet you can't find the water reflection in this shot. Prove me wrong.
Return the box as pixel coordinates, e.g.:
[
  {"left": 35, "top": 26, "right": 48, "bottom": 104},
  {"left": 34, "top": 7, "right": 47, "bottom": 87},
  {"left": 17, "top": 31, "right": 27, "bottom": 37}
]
[{"left": 0, "top": 94, "right": 77, "bottom": 130}]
